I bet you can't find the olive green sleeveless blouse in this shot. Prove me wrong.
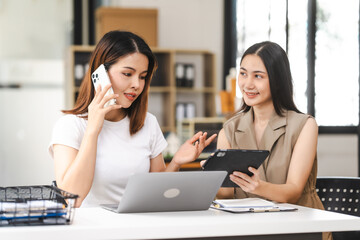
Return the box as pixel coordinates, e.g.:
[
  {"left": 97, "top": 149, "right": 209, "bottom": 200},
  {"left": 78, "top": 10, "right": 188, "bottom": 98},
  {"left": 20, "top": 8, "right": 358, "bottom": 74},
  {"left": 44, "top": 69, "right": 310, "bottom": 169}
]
[
  {"left": 223, "top": 108, "right": 324, "bottom": 208},
  {"left": 223, "top": 108, "right": 331, "bottom": 240}
]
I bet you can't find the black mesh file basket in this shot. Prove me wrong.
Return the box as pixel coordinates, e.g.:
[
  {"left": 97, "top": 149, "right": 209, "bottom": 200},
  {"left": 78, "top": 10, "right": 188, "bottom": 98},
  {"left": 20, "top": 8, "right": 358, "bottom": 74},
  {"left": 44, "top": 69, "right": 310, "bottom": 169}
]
[{"left": 0, "top": 185, "right": 78, "bottom": 226}]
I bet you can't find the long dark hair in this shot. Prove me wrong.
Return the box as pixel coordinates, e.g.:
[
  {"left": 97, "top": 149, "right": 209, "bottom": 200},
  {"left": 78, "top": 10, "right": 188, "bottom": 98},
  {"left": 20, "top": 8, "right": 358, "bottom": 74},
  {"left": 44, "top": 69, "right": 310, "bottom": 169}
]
[
  {"left": 239, "top": 41, "right": 301, "bottom": 116},
  {"left": 63, "top": 31, "right": 157, "bottom": 135}
]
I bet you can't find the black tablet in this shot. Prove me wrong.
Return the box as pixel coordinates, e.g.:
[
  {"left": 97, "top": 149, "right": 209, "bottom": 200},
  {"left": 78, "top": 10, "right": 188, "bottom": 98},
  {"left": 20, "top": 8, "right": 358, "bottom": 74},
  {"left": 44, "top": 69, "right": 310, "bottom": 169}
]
[{"left": 202, "top": 149, "right": 270, "bottom": 187}]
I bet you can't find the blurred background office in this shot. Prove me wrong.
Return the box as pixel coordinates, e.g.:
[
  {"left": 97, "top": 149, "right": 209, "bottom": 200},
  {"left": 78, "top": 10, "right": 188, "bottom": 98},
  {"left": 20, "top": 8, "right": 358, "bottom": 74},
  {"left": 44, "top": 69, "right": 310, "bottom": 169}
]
[{"left": 0, "top": 0, "right": 358, "bottom": 186}]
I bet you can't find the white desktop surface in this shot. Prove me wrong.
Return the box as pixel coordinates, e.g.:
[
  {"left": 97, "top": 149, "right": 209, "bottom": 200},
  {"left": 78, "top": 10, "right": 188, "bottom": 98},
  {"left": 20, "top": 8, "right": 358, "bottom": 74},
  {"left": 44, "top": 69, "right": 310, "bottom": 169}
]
[{"left": 1, "top": 203, "right": 360, "bottom": 240}]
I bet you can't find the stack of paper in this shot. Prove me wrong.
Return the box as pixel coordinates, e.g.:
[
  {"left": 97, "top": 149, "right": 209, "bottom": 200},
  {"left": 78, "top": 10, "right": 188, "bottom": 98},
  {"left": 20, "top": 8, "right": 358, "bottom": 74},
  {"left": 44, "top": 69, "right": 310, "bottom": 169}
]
[
  {"left": 0, "top": 200, "right": 67, "bottom": 224},
  {"left": 211, "top": 198, "right": 297, "bottom": 213}
]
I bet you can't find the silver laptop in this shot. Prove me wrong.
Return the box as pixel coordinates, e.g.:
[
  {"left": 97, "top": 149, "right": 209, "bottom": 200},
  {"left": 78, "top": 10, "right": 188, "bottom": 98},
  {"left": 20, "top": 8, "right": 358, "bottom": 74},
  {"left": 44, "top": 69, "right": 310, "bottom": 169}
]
[{"left": 101, "top": 171, "right": 227, "bottom": 213}]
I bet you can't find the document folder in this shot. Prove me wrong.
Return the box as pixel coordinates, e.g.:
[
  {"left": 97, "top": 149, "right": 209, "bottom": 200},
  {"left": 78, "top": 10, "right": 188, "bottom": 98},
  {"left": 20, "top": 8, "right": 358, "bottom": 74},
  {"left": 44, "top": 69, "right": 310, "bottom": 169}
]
[{"left": 210, "top": 198, "right": 297, "bottom": 213}]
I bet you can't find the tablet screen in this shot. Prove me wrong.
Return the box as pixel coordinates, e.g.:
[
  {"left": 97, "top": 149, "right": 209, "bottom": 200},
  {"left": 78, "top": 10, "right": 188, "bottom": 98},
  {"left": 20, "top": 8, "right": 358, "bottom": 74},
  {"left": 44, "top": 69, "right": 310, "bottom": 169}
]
[{"left": 202, "top": 149, "right": 269, "bottom": 187}]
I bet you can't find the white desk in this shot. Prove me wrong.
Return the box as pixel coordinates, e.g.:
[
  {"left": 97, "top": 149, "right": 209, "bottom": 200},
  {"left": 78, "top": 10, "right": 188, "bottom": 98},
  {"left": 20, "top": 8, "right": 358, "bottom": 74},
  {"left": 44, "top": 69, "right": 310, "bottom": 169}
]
[{"left": 1, "top": 204, "right": 360, "bottom": 240}]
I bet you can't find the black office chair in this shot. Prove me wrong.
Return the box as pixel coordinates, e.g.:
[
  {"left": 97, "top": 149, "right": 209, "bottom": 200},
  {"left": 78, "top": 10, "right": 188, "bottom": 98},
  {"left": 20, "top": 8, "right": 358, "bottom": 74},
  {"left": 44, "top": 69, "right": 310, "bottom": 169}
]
[{"left": 316, "top": 177, "right": 360, "bottom": 240}]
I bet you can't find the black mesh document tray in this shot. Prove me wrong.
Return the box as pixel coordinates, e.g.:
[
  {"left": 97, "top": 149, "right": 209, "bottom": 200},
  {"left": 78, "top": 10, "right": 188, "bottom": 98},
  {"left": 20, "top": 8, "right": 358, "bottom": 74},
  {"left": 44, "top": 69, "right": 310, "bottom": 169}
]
[{"left": 0, "top": 185, "right": 78, "bottom": 226}]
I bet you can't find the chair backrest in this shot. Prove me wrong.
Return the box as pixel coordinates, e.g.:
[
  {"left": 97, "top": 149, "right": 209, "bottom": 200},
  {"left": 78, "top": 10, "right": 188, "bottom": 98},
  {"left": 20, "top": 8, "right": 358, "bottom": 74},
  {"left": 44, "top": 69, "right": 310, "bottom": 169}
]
[{"left": 316, "top": 177, "right": 360, "bottom": 217}]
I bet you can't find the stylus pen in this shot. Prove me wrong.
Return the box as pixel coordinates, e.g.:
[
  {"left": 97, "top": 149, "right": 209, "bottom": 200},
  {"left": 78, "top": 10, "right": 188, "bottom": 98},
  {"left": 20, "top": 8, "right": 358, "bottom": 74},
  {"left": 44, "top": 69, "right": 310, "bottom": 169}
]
[{"left": 250, "top": 207, "right": 280, "bottom": 212}]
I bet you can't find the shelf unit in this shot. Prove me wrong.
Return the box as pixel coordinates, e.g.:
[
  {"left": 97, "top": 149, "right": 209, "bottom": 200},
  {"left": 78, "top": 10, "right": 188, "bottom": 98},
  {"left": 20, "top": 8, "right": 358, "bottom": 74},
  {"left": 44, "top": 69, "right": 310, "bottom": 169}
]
[{"left": 67, "top": 46, "right": 217, "bottom": 133}]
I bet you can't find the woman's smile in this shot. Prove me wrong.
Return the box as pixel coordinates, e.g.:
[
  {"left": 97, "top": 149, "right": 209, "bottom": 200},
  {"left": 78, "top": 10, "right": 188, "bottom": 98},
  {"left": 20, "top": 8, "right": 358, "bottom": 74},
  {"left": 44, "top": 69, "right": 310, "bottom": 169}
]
[
  {"left": 124, "top": 92, "right": 137, "bottom": 101},
  {"left": 244, "top": 91, "right": 259, "bottom": 99}
]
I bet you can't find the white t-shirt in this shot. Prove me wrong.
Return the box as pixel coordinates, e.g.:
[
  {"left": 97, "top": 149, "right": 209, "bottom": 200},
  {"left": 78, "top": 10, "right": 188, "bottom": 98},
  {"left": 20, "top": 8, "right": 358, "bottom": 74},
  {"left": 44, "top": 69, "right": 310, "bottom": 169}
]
[{"left": 49, "top": 113, "right": 167, "bottom": 207}]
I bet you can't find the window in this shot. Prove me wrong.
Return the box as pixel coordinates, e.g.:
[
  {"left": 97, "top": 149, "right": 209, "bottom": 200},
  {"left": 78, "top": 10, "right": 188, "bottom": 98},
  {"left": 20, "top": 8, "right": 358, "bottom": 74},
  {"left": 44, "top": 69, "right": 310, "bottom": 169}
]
[
  {"left": 236, "top": 0, "right": 287, "bottom": 54},
  {"left": 287, "top": 1, "right": 308, "bottom": 114},
  {"left": 234, "top": 0, "right": 359, "bottom": 127},
  {"left": 315, "top": 0, "right": 359, "bottom": 126}
]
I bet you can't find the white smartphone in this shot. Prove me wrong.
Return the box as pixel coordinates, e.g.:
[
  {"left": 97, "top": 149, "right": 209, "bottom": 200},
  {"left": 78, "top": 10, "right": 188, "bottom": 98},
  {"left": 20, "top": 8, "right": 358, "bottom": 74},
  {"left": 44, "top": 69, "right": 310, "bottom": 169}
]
[{"left": 91, "top": 64, "right": 116, "bottom": 107}]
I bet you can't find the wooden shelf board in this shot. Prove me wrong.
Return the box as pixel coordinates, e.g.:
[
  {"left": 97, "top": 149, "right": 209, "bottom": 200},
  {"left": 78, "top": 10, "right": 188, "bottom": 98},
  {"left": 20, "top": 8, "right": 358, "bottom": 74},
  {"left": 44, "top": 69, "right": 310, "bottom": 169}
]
[
  {"left": 176, "top": 87, "right": 216, "bottom": 93},
  {"left": 149, "top": 86, "right": 172, "bottom": 93}
]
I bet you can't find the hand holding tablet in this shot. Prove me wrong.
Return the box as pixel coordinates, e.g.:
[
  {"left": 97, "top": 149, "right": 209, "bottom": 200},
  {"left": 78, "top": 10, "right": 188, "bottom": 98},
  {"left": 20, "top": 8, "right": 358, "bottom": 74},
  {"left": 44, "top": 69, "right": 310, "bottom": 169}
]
[{"left": 202, "top": 149, "right": 269, "bottom": 187}]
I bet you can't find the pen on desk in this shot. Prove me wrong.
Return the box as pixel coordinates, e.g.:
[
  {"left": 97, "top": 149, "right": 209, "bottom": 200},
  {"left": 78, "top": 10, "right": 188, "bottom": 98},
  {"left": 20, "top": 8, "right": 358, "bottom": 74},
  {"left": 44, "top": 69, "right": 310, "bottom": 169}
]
[
  {"left": 212, "top": 202, "right": 220, "bottom": 208},
  {"left": 251, "top": 207, "right": 281, "bottom": 213}
]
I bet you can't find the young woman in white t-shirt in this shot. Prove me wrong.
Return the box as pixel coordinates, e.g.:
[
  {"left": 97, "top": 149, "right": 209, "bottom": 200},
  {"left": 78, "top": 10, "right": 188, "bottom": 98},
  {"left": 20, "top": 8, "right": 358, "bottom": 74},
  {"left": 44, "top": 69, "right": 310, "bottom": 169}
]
[{"left": 49, "top": 31, "right": 216, "bottom": 207}]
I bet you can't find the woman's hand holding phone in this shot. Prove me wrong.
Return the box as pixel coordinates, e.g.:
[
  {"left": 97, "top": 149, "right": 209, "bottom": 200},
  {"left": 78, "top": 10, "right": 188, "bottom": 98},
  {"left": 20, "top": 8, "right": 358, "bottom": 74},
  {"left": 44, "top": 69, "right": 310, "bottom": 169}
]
[
  {"left": 91, "top": 64, "right": 117, "bottom": 107},
  {"left": 87, "top": 84, "right": 121, "bottom": 136}
]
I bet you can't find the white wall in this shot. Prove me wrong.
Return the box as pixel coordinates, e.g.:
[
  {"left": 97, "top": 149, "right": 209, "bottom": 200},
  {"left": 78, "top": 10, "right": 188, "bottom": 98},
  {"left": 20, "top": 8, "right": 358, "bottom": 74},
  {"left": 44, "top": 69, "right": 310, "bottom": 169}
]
[
  {"left": 0, "top": 87, "right": 65, "bottom": 186},
  {"left": 317, "top": 135, "right": 358, "bottom": 177},
  {"left": 0, "top": 0, "right": 72, "bottom": 59},
  {"left": 0, "top": 0, "right": 72, "bottom": 186}
]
